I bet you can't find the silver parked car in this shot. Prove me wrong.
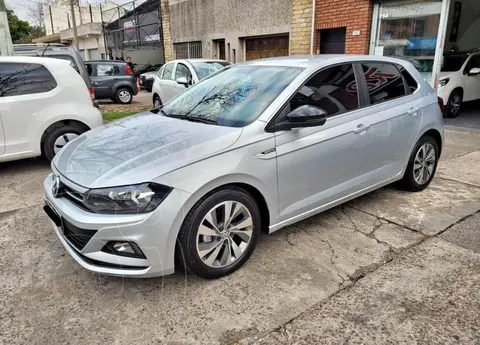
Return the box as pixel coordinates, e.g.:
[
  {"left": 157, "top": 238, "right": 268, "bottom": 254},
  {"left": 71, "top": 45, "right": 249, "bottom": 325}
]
[
  {"left": 151, "top": 58, "right": 231, "bottom": 107},
  {"left": 43, "top": 55, "right": 444, "bottom": 279}
]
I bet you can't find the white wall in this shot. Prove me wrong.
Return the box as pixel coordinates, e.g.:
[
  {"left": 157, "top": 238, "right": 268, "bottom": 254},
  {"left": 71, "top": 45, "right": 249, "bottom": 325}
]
[{"left": 43, "top": 0, "right": 118, "bottom": 35}]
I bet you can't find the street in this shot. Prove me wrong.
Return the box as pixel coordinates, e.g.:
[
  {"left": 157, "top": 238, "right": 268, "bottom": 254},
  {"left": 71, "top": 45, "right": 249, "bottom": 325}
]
[{"left": 0, "top": 127, "right": 479, "bottom": 344}]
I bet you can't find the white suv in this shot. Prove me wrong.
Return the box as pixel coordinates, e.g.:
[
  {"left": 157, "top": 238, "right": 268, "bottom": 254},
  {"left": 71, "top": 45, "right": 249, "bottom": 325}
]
[
  {"left": 0, "top": 56, "right": 103, "bottom": 162},
  {"left": 437, "top": 50, "right": 480, "bottom": 118}
]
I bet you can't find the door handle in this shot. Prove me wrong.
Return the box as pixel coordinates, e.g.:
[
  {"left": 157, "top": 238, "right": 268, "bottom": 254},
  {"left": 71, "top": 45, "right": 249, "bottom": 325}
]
[
  {"left": 407, "top": 108, "right": 419, "bottom": 116},
  {"left": 352, "top": 124, "right": 370, "bottom": 134}
]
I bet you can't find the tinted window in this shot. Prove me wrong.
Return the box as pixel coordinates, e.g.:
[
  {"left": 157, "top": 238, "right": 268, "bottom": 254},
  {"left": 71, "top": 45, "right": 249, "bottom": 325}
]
[
  {"left": 468, "top": 55, "right": 480, "bottom": 69},
  {"left": 441, "top": 55, "right": 468, "bottom": 72},
  {"left": 161, "top": 66, "right": 302, "bottom": 127},
  {"left": 0, "top": 62, "right": 57, "bottom": 97},
  {"left": 97, "top": 64, "right": 120, "bottom": 76},
  {"left": 191, "top": 61, "right": 231, "bottom": 79},
  {"left": 361, "top": 62, "right": 405, "bottom": 104},
  {"left": 85, "top": 64, "right": 93, "bottom": 76},
  {"left": 290, "top": 64, "right": 359, "bottom": 117},
  {"left": 175, "top": 63, "right": 192, "bottom": 82},
  {"left": 162, "top": 63, "right": 174, "bottom": 80},
  {"left": 398, "top": 65, "right": 418, "bottom": 93}
]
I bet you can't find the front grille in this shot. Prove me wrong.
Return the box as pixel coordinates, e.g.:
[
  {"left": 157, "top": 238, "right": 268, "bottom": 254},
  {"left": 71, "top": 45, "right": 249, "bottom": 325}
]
[
  {"left": 60, "top": 184, "right": 90, "bottom": 211},
  {"left": 62, "top": 218, "right": 97, "bottom": 250}
]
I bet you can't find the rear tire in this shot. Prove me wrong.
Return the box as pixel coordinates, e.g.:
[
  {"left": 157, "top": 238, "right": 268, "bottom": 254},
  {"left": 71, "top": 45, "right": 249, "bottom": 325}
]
[
  {"left": 115, "top": 88, "right": 133, "bottom": 104},
  {"left": 444, "top": 89, "right": 462, "bottom": 118},
  {"left": 43, "top": 124, "right": 86, "bottom": 161},
  {"left": 176, "top": 187, "right": 261, "bottom": 279},
  {"left": 401, "top": 135, "right": 439, "bottom": 192}
]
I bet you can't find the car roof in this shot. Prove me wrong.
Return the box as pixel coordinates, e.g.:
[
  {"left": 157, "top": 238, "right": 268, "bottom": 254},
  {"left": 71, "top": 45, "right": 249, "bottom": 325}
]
[
  {"left": 169, "top": 58, "right": 229, "bottom": 64},
  {"left": 236, "top": 55, "right": 411, "bottom": 68},
  {"left": 0, "top": 55, "right": 71, "bottom": 67}
]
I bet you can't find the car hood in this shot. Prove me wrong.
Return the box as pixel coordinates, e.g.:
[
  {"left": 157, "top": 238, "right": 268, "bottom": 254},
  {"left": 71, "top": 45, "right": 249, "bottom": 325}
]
[
  {"left": 140, "top": 71, "right": 156, "bottom": 78},
  {"left": 438, "top": 71, "right": 454, "bottom": 80},
  {"left": 53, "top": 112, "right": 242, "bottom": 188}
]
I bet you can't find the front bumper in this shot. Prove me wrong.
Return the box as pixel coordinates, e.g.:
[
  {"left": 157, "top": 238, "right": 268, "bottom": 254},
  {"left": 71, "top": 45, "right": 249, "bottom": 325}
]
[{"left": 43, "top": 174, "right": 190, "bottom": 277}]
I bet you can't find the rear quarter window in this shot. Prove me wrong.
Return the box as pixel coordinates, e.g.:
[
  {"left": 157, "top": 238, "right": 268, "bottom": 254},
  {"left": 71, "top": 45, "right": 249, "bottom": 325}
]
[{"left": 0, "top": 62, "right": 57, "bottom": 97}]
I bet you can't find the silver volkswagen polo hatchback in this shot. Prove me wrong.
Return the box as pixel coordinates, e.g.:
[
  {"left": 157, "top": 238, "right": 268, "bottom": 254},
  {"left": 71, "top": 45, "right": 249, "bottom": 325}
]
[{"left": 44, "top": 55, "right": 444, "bottom": 279}]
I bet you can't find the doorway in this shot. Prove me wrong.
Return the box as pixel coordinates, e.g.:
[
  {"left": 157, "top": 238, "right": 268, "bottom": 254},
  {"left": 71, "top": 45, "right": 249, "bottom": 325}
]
[{"left": 319, "top": 28, "right": 346, "bottom": 54}]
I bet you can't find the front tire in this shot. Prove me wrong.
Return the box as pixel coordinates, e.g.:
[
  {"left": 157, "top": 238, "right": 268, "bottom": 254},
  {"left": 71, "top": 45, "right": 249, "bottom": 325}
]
[
  {"left": 153, "top": 94, "right": 162, "bottom": 108},
  {"left": 177, "top": 187, "right": 261, "bottom": 279},
  {"left": 115, "top": 88, "right": 133, "bottom": 104},
  {"left": 401, "top": 135, "right": 439, "bottom": 192},
  {"left": 444, "top": 89, "right": 462, "bottom": 118},
  {"left": 43, "top": 124, "right": 86, "bottom": 161}
]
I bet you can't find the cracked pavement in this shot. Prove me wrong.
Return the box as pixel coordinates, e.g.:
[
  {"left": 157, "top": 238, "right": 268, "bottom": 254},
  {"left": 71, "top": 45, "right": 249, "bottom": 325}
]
[{"left": 1, "top": 128, "right": 480, "bottom": 345}]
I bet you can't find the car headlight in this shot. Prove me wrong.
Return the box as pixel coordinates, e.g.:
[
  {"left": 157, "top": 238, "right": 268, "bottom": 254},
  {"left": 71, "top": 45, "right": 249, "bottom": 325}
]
[
  {"left": 83, "top": 183, "right": 172, "bottom": 214},
  {"left": 438, "top": 78, "right": 449, "bottom": 87}
]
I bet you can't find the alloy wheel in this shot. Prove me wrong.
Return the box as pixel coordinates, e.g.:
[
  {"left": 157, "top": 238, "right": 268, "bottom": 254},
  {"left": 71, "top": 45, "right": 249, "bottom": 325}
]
[
  {"left": 413, "top": 143, "right": 436, "bottom": 185},
  {"left": 196, "top": 201, "right": 253, "bottom": 268},
  {"left": 119, "top": 90, "right": 132, "bottom": 103},
  {"left": 53, "top": 133, "right": 79, "bottom": 154}
]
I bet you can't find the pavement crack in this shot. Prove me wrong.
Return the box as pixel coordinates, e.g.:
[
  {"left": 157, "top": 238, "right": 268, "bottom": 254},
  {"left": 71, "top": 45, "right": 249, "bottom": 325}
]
[
  {"left": 321, "top": 238, "right": 349, "bottom": 288},
  {"left": 345, "top": 204, "right": 419, "bottom": 233},
  {"left": 436, "top": 176, "right": 480, "bottom": 189}
]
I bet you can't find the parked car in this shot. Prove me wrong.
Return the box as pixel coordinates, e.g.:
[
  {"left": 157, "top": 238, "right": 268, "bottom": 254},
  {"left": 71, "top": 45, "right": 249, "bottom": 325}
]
[
  {"left": 138, "top": 64, "right": 163, "bottom": 92},
  {"left": 14, "top": 43, "right": 98, "bottom": 107},
  {"left": 152, "top": 59, "right": 230, "bottom": 107},
  {"left": 43, "top": 55, "right": 443, "bottom": 279},
  {"left": 0, "top": 56, "right": 102, "bottom": 162},
  {"left": 438, "top": 49, "right": 480, "bottom": 118},
  {"left": 85, "top": 60, "right": 138, "bottom": 104}
]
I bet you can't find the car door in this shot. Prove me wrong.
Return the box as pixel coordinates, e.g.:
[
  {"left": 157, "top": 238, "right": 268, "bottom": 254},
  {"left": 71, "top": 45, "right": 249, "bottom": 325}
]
[
  {"left": 172, "top": 62, "right": 194, "bottom": 97},
  {"left": 356, "top": 61, "right": 423, "bottom": 181},
  {"left": 158, "top": 62, "right": 178, "bottom": 103},
  {"left": 91, "top": 63, "right": 119, "bottom": 98},
  {"left": 273, "top": 63, "right": 374, "bottom": 222},
  {"left": 0, "top": 62, "right": 57, "bottom": 156},
  {"left": 463, "top": 54, "right": 480, "bottom": 102}
]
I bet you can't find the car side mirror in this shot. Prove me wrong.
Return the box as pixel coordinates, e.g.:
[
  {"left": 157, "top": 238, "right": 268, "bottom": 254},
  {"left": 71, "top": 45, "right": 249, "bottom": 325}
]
[
  {"left": 468, "top": 67, "right": 480, "bottom": 76},
  {"left": 285, "top": 105, "right": 327, "bottom": 129},
  {"left": 176, "top": 77, "right": 189, "bottom": 87}
]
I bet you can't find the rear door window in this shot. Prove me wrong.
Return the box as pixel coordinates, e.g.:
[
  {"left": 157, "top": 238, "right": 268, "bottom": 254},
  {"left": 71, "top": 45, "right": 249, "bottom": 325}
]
[
  {"left": 360, "top": 62, "right": 406, "bottom": 104},
  {"left": 97, "top": 64, "right": 121, "bottom": 76},
  {"left": 0, "top": 62, "right": 57, "bottom": 97}
]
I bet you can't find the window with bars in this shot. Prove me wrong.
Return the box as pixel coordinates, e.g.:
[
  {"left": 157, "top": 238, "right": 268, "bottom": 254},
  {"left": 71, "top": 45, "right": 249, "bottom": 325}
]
[{"left": 174, "top": 41, "right": 202, "bottom": 59}]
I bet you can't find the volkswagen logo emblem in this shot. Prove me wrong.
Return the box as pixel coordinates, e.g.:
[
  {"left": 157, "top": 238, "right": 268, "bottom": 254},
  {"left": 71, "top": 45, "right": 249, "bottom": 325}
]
[{"left": 52, "top": 175, "right": 61, "bottom": 198}]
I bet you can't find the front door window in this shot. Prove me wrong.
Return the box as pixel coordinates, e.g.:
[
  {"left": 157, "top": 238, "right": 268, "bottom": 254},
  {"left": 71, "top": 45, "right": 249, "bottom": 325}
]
[{"left": 374, "top": 1, "right": 442, "bottom": 85}]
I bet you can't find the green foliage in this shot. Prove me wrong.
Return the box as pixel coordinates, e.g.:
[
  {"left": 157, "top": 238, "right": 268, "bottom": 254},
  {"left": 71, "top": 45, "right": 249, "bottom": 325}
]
[{"left": 7, "top": 9, "right": 32, "bottom": 43}]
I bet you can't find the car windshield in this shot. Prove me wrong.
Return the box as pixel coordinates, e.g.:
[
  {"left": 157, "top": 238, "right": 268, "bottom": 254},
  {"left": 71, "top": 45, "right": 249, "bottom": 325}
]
[
  {"left": 160, "top": 65, "right": 303, "bottom": 127},
  {"left": 441, "top": 55, "right": 468, "bottom": 72},
  {"left": 191, "top": 61, "right": 231, "bottom": 79}
]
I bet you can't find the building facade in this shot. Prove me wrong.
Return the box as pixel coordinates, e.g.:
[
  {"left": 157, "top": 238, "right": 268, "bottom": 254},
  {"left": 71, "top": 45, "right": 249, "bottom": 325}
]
[
  {"left": 166, "top": 0, "right": 291, "bottom": 63},
  {"left": 35, "top": 0, "right": 119, "bottom": 60}
]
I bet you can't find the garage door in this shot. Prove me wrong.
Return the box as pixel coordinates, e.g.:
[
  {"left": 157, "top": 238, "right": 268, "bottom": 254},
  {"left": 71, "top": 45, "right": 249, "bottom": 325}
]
[
  {"left": 88, "top": 49, "right": 101, "bottom": 60},
  {"left": 245, "top": 35, "right": 289, "bottom": 61}
]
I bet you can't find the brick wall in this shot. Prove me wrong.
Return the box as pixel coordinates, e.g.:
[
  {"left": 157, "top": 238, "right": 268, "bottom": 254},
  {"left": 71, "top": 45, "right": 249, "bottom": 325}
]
[
  {"left": 160, "top": 0, "right": 174, "bottom": 62},
  {"left": 290, "top": 0, "right": 313, "bottom": 55},
  {"left": 314, "top": 0, "right": 373, "bottom": 54}
]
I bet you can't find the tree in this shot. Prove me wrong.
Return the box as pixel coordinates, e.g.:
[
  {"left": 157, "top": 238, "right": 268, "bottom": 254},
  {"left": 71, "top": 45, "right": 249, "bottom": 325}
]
[{"left": 7, "top": 9, "right": 31, "bottom": 43}]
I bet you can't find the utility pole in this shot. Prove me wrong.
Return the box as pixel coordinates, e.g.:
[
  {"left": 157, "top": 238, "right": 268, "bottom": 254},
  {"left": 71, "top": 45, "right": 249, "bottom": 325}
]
[
  {"left": 69, "top": 0, "right": 79, "bottom": 49},
  {"left": 0, "top": 0, "right": 14, "bottom": 56}
]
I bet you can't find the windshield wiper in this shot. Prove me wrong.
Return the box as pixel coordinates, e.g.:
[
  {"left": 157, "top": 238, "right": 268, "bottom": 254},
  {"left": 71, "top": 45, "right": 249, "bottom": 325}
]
[{"left": 167, "top": 114, "right": 217, "bottom": 125}]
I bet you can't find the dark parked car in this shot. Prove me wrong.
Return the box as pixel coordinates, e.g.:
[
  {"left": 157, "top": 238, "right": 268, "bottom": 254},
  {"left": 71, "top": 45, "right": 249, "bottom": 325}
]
[
  {"left": 85, "top": 60, "right": 138, "bottom": 104},
  {"left": 137, "top": 64, "right": 162, "bottom": 92}
]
